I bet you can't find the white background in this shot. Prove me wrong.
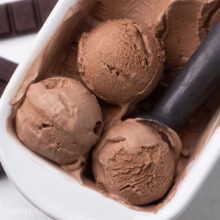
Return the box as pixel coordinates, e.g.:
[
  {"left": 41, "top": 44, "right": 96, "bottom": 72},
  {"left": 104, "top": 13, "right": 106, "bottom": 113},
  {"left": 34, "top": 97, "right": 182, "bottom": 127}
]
[{"left": 0, "top": 0, "right": 220, "bottom": 219}]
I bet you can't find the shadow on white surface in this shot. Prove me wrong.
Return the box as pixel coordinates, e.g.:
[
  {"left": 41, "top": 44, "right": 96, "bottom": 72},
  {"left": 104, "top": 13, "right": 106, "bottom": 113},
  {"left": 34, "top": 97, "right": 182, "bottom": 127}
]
[
  {"left": 0, "top": 159, "right": 220, "bottom": 220},
  {"left": 177, "top": 159, "right": 220, "bottom": 220},
  {"left": 0, "top": 175, "right": 51, "bottom": 220}
]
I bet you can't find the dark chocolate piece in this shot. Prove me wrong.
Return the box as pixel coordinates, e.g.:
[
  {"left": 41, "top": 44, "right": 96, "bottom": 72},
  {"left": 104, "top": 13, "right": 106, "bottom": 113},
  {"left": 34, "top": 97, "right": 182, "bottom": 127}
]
[
  {"left": 0, "top": 0, "right": 57, "bottom": 39},
  {"left": 0, "top": 163, "right": 5, "bottom": 175},
  {"left": 0, "top": 81, "right": 7, "bottom": 97},
  {"left": 35, "top": 0, "right": 58, "bottom": 24},
  {"left": 0, "top": 57, "right": 18, "bottom": 97},
  {"left": 9, "top": 1, "right": 37, "bottom": 33},
  {"left": 0, "top": 57, "right": 18, "bottom": 83},
  {"left": 0, "top": 5, "right": 11, "bottom": 36}
]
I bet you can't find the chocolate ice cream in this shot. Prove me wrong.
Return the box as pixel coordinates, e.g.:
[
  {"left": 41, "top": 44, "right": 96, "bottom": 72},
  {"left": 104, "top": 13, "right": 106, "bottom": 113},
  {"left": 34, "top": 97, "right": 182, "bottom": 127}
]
[
  {"left": 92, "top": 119, "right": 180, "bottom": 205},
  {"left": 16, "top": 76, "right": 103, "bottom": 165},
  {"left": 91, "top": 0, "right": 220, "bottom": 70},
  {"left": 78, "top": 19, "right": 164, "bottom": 105},
  {"left": 8, "top": 0, "right": 220, "bottom": 212}
]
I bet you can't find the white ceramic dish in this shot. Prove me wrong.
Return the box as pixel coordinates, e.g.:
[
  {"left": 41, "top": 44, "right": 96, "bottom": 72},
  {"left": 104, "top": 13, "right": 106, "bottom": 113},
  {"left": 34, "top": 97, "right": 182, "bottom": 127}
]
[{"left": 0, "top": 0, "right": 220, "bottom": 219}]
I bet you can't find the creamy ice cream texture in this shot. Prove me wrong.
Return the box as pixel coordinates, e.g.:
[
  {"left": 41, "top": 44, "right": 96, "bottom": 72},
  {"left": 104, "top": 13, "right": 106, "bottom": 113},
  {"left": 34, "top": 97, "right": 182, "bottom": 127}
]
[
  {"left": 91, "top": 0, "right": 220, "bottom": 70},
  {"left": 93, "top": 119, "right": 179, "bottom": 205},
  {"left": 10, "top": 0, "right": 220, "bottom": 211},
  {"left": 78, "top": 19, "right": 164, "bottom": 105},
  {"left": 16, "top": 76, "right": 103, "bottom": 165}
]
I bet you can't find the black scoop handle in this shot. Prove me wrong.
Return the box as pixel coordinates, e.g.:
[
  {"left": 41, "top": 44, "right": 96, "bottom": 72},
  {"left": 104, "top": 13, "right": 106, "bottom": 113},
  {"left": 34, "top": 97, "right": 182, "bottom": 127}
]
[{"left": 148, "top": 19, "right": 220, "bottom": 132}]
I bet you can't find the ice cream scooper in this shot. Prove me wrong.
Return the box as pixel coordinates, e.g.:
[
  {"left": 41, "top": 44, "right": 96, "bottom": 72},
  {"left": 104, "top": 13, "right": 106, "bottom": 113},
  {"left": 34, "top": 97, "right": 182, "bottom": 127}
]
[
  {"left": 92, "top": 20, "right": 220, "bottom": 205},
  {"left": 139, "top": 19, "right": 220, "bottom": 146}
]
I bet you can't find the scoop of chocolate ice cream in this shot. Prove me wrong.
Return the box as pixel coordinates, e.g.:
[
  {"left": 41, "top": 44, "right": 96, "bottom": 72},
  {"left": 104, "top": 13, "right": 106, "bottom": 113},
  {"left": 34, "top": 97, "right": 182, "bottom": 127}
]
[
  {"left": 16, "top": 76, "right": 103, "bottom": 165},
  {"left": 78, "top": 19, "right": 164, "bottom": 105},
  {"left": 92, "top": 119, "right": 179, "bottom": 205}
]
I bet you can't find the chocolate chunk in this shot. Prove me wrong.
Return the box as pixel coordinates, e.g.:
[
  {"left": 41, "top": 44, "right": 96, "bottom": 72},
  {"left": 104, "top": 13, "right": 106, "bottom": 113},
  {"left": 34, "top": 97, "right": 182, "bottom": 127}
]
[
  {"left": 0, "top": 81, "right": 7, "bottom": 97},
  {"left": 9, "top": 1, "right": 38, "bottom": 33},
  {"left": 0, "top": 0, "right": 57, "bottom": 39},
  {"left": 35, "top": 0, "right": 58, "bottom": 24},
  {"left": 0, "top": 57, "right": 18, "bottom": 97},
  {"left": 0, "top": 57, "right": 18, "bottom": 83},
  {"left": 0, "top": 5, "right": 11, "bottom": 36},
  {"left": 0, "top": 163, "right": 5, "bottom": 175}
]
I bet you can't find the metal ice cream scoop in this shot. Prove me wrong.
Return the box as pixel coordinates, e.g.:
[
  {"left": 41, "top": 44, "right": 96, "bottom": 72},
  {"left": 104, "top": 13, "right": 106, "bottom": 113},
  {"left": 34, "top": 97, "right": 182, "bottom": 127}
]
[{"left": 139, "top": 19, "right": 220, "bottom": 146}]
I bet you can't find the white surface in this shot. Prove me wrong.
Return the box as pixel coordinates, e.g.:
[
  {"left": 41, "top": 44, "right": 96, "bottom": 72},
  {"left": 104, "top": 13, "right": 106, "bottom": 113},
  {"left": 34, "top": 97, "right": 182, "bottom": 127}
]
[
  {"left": 0, "top": 0, "right": 220, "bottom": 220},
  {"left": 1, "top": 160, "right": 220, "bottom": 220},
  {"left": 0, "top": 174, "right": 50, "bottom": 220},
  {"left": 0, "top": 35, "right": 36, "bottom": 63}
]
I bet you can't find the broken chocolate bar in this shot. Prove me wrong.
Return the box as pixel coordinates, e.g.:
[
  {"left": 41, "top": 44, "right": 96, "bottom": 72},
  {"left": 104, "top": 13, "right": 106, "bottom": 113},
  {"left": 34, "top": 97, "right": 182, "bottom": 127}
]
[
  {"left": 9, "top": 1, "right": 38, "bottom": 33},
  {"left": 0, "top": 0, "right": 57, "bottom": 39},
  {"left": 0, "top": 82, "right": 7, "bottom": 97},
  {"left": 0, "top": 5, "right": 11, "bottom": 36},
  {"left": 34, "top": 0, "right": 58, "bottom": 24},
  {"left": 0, "top": 57, "right": 18, "bottom": 97}
]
